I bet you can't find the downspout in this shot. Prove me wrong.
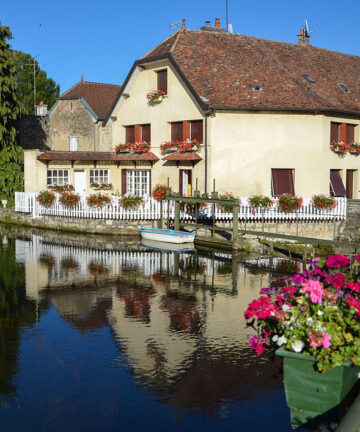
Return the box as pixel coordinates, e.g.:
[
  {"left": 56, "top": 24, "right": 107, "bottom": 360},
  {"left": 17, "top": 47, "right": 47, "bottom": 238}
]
[
  {"left": 204, "top": 109, "right": 215, "bottom": 194},
  {"left": 94, "top": 121, "right": 96, "bottom": 151}
]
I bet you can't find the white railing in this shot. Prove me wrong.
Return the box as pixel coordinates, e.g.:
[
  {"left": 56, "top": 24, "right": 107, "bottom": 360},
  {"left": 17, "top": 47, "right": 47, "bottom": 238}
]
[{"left": 15, "top": 192, "right": 347, "bottom": 221}]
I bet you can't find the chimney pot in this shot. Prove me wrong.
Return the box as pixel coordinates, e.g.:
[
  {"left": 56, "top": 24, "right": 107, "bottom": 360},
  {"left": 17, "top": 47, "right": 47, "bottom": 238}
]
[
  {"left": 215, "top": 17, "right": 220, "bottom": 28},
  {"left": 297, "top": 28, "right": 310, "bottom": 45}
]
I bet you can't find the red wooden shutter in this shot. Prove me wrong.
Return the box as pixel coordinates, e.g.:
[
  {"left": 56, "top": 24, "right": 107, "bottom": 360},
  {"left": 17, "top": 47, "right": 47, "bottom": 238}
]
[
  {"left": 190, "top": 120, "right": 203, "bottom": 142},
  {"left": 346, "top": 170, "right": 355, "bottom": 199},
  {"left": 157, "top": 70, "right": 167, "bottom": 94},
  {"left": 271, "top": 169, "right": 295, "bottom": 196},
  {"left": 346, "top": 124, "right": 355, "bottom": 144},
  {"left": 183, "top": 121, "right": 191, "bottom": 141},
  {"left": 134, "top": 125, "right": 141, "bottom": 142},
  {"left": 141, "top": 124, "right": 151, "bottom": 143},
  {"left": 339, "top": 123, "right": 347, "bottom": 143},
  {"left": 330, "top": 122, "right": 340, "bottom": 143},
  {"left": 125, "top": 126, "right": 135, "bottom": 143},
  {"left": 121, "top": 169, "right": 127, "bottom": 195},
  {"left": 330, "top": 170, "right": 346, "bottom": 197},
  {"left": 179, "top": 170, "right": 183, "bottom": 195},
  {"left": 171, "top": 122, "right": 183, "bottom": 141}
]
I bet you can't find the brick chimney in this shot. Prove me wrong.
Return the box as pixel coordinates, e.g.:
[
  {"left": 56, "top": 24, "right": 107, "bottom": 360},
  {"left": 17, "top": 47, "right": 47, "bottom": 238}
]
[
  {"left": 297, "top": 28, "right": 310, "bottom": 45},
  {"left": 215, "top": 18, "right": 220, "bottom": 28}
]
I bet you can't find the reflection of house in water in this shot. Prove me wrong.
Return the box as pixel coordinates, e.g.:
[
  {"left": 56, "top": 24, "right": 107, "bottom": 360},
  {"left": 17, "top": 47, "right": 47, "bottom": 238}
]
[{"left": 16, "top": 235, "right": 283, "bottom": 414}]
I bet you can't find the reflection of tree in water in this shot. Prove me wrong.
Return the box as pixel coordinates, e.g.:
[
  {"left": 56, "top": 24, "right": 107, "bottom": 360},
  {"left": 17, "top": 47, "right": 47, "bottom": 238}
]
[
  {"left": 116, "top": 282, "right": 155, "bottom": 324},
  {"left": 0, "top": 238, "right": 48, "bottom": 400}
]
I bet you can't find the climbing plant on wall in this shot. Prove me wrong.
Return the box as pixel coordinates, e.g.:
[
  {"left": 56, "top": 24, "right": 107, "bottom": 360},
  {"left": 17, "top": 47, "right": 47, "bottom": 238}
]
[{"left": 0, "top": 26, "right": 23, "bottom": 205}]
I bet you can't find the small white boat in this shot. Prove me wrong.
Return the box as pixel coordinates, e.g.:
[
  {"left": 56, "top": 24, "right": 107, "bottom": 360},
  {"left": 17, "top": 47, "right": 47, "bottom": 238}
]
[
  {"left": 139, "top": 228, "right": 196, "bottom": 244},
  {"left": 141, "top": 239, "right": 196, "bottom": 252}
]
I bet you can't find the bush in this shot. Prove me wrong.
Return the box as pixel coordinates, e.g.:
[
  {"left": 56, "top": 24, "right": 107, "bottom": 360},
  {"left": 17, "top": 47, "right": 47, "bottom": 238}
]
[
  {"left": 36, "top": 190, "right": 55, "bottom": 208},
  {"left": 87, "top": 193, "right": 111, "bottom": 208},
  {"left": 249, "top": 195, "right": 273, "bottom": 208},
  {"left": 59, "top": 192, "right": 81, "bottom": 208},
  {"left": 312, "top": 194, "right": 337, "bottom": 209},
  {"left": 278, "top": 193, "right": 302, "bottom": 212},
  {"left": 152, "top": 184, "right": 172, "bottom": 201},
  {"left": 119, "top": 194, "right": 143, "bottom": 209}
]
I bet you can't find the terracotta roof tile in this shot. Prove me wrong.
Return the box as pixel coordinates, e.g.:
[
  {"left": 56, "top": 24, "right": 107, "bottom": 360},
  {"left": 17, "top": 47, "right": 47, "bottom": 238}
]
[
  {"left": 144, "top": 30, "right": 360, "bottom": 113},
  {"left": 60, "top": 81, "right": 122, "bottom": 119},
  {"left": 37, "top": 151, "right": 159, "bottom": 162}
]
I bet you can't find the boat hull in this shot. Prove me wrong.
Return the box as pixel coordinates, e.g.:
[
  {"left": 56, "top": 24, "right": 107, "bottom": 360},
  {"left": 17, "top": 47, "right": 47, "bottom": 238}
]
[{"left": 139, "top": 228, "right": 196, "bottom": 244}]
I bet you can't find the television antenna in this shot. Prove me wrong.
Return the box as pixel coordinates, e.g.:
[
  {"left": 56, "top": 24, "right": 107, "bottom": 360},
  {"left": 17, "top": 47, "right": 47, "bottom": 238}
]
[
  {"left": 25, "top": 54, "right": 39, "bottom": 112},
  {"left": 169, "top": 20, "right": 182, "bottom": 31},
  {"left": 305, "top": 19, "right": 315, "bottom": 35}
]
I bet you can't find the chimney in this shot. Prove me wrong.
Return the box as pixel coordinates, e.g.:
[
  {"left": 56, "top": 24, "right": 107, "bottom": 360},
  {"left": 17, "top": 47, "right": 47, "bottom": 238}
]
[
  {"left": 35, "top": 103, "right": 48, "bottom": 116},
  {"left": 215, "top": 17, "right": 220, "bottom": 28},
  {"left": 297, "top": 28, "right": 310, "bottom": 45}
]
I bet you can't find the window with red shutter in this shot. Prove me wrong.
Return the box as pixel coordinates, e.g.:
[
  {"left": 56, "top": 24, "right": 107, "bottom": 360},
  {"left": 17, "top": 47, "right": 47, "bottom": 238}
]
[
  {"left": 125, "top": 126, "right": 135, "bottom": 144},
  {"left": 330, "top": 122, "right": 340, "bottom": 143},
  {"left": 157, "top": 70, "right": 167, "bottom": 94},
  {"left": 346, "top": 124, "right": 355, "bottom": 144},
  {"left": 271, "top": 169, "right": 295, "bottom": 196},
  {"left": 171, "top": 122, "right": 183, "bottom": 141},
  {"left": 141, "top": 124, "right": 151, "bottom": 143},
  {"left": 190, "top": 120, "right": 203, "bottom": 142},
  {"left": 330, "top": 170, "right": 346, "bottom": 197}
]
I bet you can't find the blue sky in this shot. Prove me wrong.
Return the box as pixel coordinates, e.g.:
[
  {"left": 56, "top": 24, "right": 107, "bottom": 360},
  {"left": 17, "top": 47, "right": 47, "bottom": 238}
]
[{"left": 3, "top": 0, "right": 360, "bottom": 93}]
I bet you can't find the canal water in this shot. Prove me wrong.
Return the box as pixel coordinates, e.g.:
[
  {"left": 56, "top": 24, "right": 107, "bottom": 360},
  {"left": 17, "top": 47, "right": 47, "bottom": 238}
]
[{"left": 0, "top": 231, "right": 339, "bottom": 431}]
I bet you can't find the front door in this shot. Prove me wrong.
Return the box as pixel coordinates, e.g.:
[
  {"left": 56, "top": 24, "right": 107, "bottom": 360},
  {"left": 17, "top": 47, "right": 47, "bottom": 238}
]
[
  {"left": 179, "top": 170, "right": 192, "bottom": 196},
  {"left": 74, "top": 170, "right": 86, "bottom": 195}
]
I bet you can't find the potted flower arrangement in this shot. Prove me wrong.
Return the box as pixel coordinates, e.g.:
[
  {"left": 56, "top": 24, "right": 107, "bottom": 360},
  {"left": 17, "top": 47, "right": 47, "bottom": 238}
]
[
  {"left": 312, "top": 194, "right": 337, "bottom": 210},
  {"left": 88, "top": 261, "right": 109, "bottom": 276},
  {"left": 132, "top": 141, "right": 150, "bottom": 153},
  {"left": 91, "top": 182, "right": 113, "bottom": 191},
  {"left": 244, "top": 254, "right": 360, "bottom": 415},
  {"left": 160, "top": 141, "right": 178, "bottom": 153},
  {"left": 146, "top": 90, "right": 166, "bottom": 102},
  {"left": 87, "top": 193, "right": 111, "bottom": 208},
  {"left": 59, "top": 192, "right": 81, "bottom": 208},
  {"left": 48, "top": 184, "right": 74, "bottom": 193},
  {"left": 218, "top": 193, "right": 239, "bottom": 213},
  {"left": 330, "top": 141, "right": 348, "bottom": 154},
  {"left": 152, "top": 184, "right": 172, "bottom": 201},
  {"left": 183, "top": 200, "right": 206, "bottom": 214},
  {"left": 278, "top": 193, "right": 302, "bottom": 212},
  {"left": 119, "top": 194, "right": 143, "bottom": 209},
  {"left": 177, "top": 139, "right": 201, "bottom": 153},
  {"left": 349, "top": 142, "right": 360, "bottom": 155},
  {"left": 36, "top": 190, "right": 55, "bottom": 208},
  {"left": 115, "top": 143, "right": 131, "bottom": 153},
  {"left": 249, "top": 195, "right": 273, "bottom": 208}
]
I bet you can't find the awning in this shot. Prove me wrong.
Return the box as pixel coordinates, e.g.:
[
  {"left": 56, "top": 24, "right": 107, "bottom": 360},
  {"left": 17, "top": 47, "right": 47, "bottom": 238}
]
[
  {"left": 162, "top": 151, "right": 202, "bottom": 161},
  {"left": 37, "top": 151, "right": 159, "bottom": 162}
]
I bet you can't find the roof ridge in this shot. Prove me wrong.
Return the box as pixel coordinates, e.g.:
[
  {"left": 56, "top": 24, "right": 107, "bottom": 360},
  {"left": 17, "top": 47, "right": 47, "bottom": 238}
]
[
  {"left": 170, "top": 27, "right": 184, "bottom": 52},
  {"left": 83, "top": 81, "right": 121, "bottom": 87},
  {"left": 142, "top": 30, "right": 180, "bottom": 59},
  {"left": 59, "top": 80, "right": 82, "bottom": 98}
]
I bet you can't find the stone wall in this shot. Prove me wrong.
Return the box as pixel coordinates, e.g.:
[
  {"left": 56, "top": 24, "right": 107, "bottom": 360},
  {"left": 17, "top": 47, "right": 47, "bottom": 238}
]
[
  {"left": 17, "top": 115, "right": 50, "bottom": 150},
  {"left": 337, "top": 200, "right": 360, "bottom": 241}
]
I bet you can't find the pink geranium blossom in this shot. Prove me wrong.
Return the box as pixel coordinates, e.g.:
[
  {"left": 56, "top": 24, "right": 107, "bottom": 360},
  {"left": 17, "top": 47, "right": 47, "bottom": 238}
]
[
  {"left": 321, "top": 332, "right": 332, "bottom": 349},
  {"left": 244, "top": 296, "right": 276, "bottom": 320},
  {"left": 249, "top": 336, "right": 266, "bottom": 354},
  {"left": 302, "top": 280, "right": 324, "bottom": 304},
  {"left": 326, "top": 254, "right": 350, "bottom": 269}
]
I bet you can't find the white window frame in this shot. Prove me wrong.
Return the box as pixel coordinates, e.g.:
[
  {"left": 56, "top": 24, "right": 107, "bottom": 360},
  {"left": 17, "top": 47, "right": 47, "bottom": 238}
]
[
  {"left": 69, "top": 136, "right": 78, "bottom": 151},
  {"left": 126, "top": 170, "right": 150, "bottom": 196},
  {"left": 47, "top": 169, "right": 70, "bottom": 186},
  {"left": 90, "top": 169, "right": 110, "bottom": 184}
]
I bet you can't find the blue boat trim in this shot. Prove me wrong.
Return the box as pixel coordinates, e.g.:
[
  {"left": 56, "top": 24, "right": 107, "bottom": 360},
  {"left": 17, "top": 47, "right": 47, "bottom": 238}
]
[{"left": 139, "top": 228, "right": 196, "bottom": 237}]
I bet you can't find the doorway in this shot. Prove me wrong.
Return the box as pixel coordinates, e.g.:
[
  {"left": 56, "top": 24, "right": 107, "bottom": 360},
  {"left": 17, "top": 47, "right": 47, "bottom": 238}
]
[
  {"left": 179, "top": 170, "right": 192, "bottom": 196},
  {"left": 73, "top": 170, "right": 86, "bottom": 195}
]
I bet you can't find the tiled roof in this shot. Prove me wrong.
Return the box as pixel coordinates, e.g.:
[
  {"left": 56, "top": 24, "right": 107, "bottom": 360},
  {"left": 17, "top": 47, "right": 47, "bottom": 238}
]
[
  {"left": 162, "top": 151, "right": 202, "bottom": 161},
  {"left": 38, "top": 151, "right": 159, "bottom": 162},
  {"left": 60, "top": 81, "right": 122, "bottom": 119},
  {"left": 143, "top": 29, "right": 360, "bottom": 113}
]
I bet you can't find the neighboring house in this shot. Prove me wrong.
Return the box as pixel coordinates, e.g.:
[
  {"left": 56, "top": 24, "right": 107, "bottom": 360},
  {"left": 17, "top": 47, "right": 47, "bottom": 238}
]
[
  {"left": 24, "top": 78, "right": 121, "bottom": 194},
  {"left": 25, "top": 19, "right": 360, "bottom": 199}
]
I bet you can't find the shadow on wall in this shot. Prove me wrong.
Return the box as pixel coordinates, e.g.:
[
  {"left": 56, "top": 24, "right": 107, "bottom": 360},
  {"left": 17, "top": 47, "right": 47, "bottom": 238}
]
[{"left": 17, "top": 115, "right": 50, "bottom": 150}]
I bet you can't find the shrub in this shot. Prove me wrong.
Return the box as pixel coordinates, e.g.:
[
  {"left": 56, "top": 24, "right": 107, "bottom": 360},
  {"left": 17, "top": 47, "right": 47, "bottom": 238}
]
[
  {"left": 152, "top": 184, "right": 172, "bottom": 201},
  {"left": 59, "top": 192, "right": 81, "bottom": 208},
  {"left": 278, "top": 193, "right": 302, "bottom": 212},
  {"left": 87, "top": 193, "right": 111, "bottom": 208},
  {"left": 218, "top": 193, "right": 239, "bottom": 213},
  {"left": 119, "top": 194, "right": 143, "bottom": 209},
  {"left": 36, "top": 190, "right": 55, "bottom": 208},
  {"left": 249, "top": 195, "right": 273, "bottom": 208},
  {"left": 312, "top": 194, "right": 337, "bottom": 209}
]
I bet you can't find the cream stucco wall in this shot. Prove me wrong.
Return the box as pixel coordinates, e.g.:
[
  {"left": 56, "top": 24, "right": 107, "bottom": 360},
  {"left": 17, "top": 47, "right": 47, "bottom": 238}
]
[{"left": 208, "top": 111, "right": 360, "bottom": 197}]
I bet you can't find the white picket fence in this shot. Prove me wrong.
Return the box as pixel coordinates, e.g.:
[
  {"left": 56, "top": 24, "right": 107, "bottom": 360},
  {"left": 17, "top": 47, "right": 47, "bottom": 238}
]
[{"left": 14, "top": 192, "right": 347, "bottom": 221}]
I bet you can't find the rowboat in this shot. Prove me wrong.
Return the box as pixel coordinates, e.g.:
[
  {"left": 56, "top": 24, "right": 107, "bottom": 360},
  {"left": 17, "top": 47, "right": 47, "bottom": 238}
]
[
  {"left": 141, "top": 239, "right": 196, "bottom": 252},
  {"left": 139, "top": 228, "right": 196, "bottom": 244}
]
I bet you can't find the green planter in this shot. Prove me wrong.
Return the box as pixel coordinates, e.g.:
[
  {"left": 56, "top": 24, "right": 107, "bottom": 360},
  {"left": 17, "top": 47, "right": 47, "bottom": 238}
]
[{"left": 276, "top": 346, "right": 360, "bottom": 413}]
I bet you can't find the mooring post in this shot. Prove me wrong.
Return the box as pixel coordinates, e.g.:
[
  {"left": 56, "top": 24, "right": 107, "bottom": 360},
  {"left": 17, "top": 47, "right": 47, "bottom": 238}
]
[
  {"left": 233, "top": 202, "right": 239, "bottom": 241},
  {"left": 158, "top": 200, "right": 163, "bottom": 229},
  {"left": 174, "top": 200, "right": 180, "bottom": 231}
]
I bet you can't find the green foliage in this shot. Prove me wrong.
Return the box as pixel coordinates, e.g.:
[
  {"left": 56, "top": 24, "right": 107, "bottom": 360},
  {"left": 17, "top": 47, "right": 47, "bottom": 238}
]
[
  {"left": 13, "top": 51, "right": 59, "bottom": 115},
  {"left": 0, "top": 26, "right": 23, "bottom": 204}
]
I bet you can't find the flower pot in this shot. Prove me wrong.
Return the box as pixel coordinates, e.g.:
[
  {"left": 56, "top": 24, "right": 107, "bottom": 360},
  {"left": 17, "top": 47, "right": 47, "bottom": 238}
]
[
  {"left": 152, "top": 95, "right": 163, "bottom": 103},
  {"left": 350, "top": 151, "right": 360, "bottom": 155},
  {"left": 276, "top": 347, "right": 360, "bottom": 414},
  {"left": 166, "top": 147, "right": 177, "bottom": 153}
]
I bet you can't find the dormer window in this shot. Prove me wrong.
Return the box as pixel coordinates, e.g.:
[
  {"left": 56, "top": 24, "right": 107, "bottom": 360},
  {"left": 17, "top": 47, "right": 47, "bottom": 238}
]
[
  {"left": 300, "top": 73, "right": 316, "bottom": 84},
  {"left": 157, "top": 69, "right": 167, "bottom": 95},
  {"left": 337, "top": 82, "right": 351, "bottom": 93}
]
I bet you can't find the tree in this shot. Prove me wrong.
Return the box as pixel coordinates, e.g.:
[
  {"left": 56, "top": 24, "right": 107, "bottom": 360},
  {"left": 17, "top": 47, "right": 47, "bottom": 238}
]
[
  {"left": 13, "top": 51, "right": 59, "bottom": 115},
  {"left": 0, "top": 26, "right": 23, "bottom": 204}
]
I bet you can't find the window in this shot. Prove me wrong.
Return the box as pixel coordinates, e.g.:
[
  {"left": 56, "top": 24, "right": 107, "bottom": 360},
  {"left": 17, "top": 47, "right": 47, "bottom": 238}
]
[
  {"left": 125, "top": 126, "right": 135, "bottom": 143},
  {"left": 330, "top": 170, "right": 346, "bottom": 197},
  {"left": 47, "top": 169, "right": 70, "bottom": 186},
  {"left": 271, "top": 169, "right": 295, "bottom": 196},
  {"left": 69, "top": 136, "right": 78, "bottom": 151},
  {"left": 300, "top": 73, "right": 316, "bottom": 84},
  {"left": 90, "top": 169, "right": 109, "bottom": 184},
  {"left": 337, "top": 82, "right": 351, "bottom": 93},
  {"left": 330, "top": 122, "right": 356, "bottom": 144},
  {"left": 125, "top": 170, "right": 150, "bottom": 196},
  {"left": 190, "top": 120, "right": 203, "bottom": 142},
  {"left": 141, "top": 124, "right": 151, "bottom": 142},
  {"left": 157, "top": 69, "right": 167, "bottom": 94},
  {"left": 171, "top": 122, "right": 183, "bottom": 141}
]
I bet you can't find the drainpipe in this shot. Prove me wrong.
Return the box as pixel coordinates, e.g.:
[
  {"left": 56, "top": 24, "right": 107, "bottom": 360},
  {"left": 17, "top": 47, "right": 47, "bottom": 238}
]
[
  {"left": 94, "top": 122, "right": 96, "bottom": 151},
  {"left": 204, "top": 109, "right": 215, "bottom": 194}
]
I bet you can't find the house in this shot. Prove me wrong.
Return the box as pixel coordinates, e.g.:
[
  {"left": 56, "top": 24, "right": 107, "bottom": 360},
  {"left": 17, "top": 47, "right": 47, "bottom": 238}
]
[{"left": 25, "top": 19, "right": 360, "bottom": 199}]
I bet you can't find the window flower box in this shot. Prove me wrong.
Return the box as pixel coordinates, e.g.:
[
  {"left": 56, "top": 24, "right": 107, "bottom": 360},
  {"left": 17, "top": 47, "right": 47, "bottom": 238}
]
[
  {"left": 161, "top": 139, "right": 202, "bottom": 153},
  {"left": 115, "top": 142, "right": 150, "bottom": 154},
  {"left": 115, "top": 143, "right": 131, "bottom": 153},
  {"left": 330, "top": 141, "right": 349, "bottom": 154},
  {"left": 349, "top": 142, "right": 360, "bottom": 154},
  {"left": 146, "top": 90, "right": 165, "bottom": 102}
]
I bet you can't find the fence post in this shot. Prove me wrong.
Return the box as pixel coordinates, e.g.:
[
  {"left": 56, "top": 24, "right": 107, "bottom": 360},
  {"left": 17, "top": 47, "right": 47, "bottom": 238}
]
[
  {"left": 174, "top": 200, "right": 180, "bottom": 231},
  {"left": 158, "top": 200, "right": 163, "bottom": 229},
  {"left": 233, "top": 203, "right": 239, "bottom": 241}
]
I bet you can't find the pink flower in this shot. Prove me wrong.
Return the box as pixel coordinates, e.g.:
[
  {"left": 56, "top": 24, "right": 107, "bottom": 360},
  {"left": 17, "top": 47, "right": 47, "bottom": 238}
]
[
  {"left": 321, "top": 332, "right": 332, "bottom": 349},
  {"left": 244, "top": 296, "right": 276, "bottom": 320},
  {"left": 331, "top": 272, "right": 347, "bottom": 289},
  {"left": 302, "top": 280, "right": 324, "bottom": 304},
  {"left": 249, "top": 336, "right": 266, "bottom": 355},
  {"left": 355, "top": 254, "right": 360, "bottom": 262},
  {"left": 308, "top": 331, "right": 322, "bottom": 349},
  {"left": 326, "top": 254, "right": 350, "bottom": 269},
  {"left": 346, "top": 282, "right": 360, "bottom": 293}
]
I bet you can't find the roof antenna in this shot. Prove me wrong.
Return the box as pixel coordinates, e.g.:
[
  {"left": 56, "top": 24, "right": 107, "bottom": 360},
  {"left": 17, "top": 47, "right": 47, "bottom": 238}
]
[
  {"left": 169, "top": 20, "right": 182, "bottom": 32},
  {"left": 305, "top": 19, "right": 316, "bottom": 35}
]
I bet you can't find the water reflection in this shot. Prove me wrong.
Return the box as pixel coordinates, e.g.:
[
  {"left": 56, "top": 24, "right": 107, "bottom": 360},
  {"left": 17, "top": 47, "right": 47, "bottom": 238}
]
[{"left": 0, "top": 232, "right": 318, "bottom": 431}]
